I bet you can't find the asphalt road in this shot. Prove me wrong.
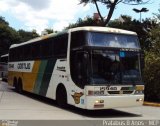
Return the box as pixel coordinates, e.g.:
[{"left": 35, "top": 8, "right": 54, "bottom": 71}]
[{"left": 0, "top": 80, "right": 160, "bottom": 120}]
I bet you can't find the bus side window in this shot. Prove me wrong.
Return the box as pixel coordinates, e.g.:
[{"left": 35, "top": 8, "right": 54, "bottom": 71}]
[
  {"left": 71, "top": 31, "right": 86, "bottom": 49},
  {"left": 24, "top": 45, "right": 32, "bottom": 60},
  {"left": 53, "top": 34, "right": 68, "bottom": 58},
  {"left": 28, "top": 45, "right": 33, "bottom": 60},
  {"left": 19, "top": 47, "right": 24, "bottom": 61},
  {"left": 41, "top": 38, "right": 52, "bottom": 58},
  {"left": 14, "top": 48, "right": 18, "bottom": 61},
  {"left": 31, "top": 43, "right": 41, "bottom": 59}
]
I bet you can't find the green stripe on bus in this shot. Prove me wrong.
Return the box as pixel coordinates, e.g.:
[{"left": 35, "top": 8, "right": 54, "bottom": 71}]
[
  {"left": 39, "top": 58, "right": 56, "bottom": 96},
  {"left": 33, "top": 60, "right": 48, "bottom": 94}
]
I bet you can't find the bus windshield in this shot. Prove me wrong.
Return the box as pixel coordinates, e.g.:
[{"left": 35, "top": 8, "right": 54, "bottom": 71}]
[
  {"left": 89, "top": 50, "right": 142, "bottom": 85},
  {"left": 87, "top": 32, "right": 140, "bottom": 49},
  {"left": 70, "top": 31, "right": 142, "bottom": 87}
]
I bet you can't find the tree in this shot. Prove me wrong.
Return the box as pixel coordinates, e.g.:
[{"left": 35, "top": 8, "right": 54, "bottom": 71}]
[
  {"left": 0, "top": 17, "right": 21, "bottom": 55},
  {"left": 0, "top": 16, "right": 9, "bottom": 25},
  {"left": 18, "top": 29, "right": 39, "bottom": 42},
  {"left": 44, "top": 28, "right": 58, "bottom": 34},
  {"left": 143, "top": 8, "right": 160, "bottom": 102},
  {"left": 153, "top": 8, "right": 160, "bottom": 23},
  {"left": 0, "top": 17, "right": 40, "bottom": 55},
  {"left": 65, "top": 16, "right": 99, "bottom": 29},
  {"left": 133, "top": 8, "right": 149, "bottom": 22},
  {"left": 80, "top": 0, "right": 151, "bottom": 26},
  {"left": 144, "top": 27, "right": 160, "bottom": 102}
]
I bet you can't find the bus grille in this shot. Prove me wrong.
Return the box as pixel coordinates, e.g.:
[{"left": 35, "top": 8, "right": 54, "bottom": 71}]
[{"left": 107, "top": 90, "right": 134, "bottom": 94}]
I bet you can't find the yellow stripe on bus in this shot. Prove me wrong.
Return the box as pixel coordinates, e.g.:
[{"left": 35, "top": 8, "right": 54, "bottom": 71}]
[{"left": 8, "top": 61, "right": 41, "bottom": 92}]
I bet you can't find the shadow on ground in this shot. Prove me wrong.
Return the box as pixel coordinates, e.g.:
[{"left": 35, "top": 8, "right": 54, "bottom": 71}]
[
  {"left": 19, "top": 90, "right": 141, "bottom": 118},
  {"left": 0, "top": 80, "right": 142, "bottom": 119}
]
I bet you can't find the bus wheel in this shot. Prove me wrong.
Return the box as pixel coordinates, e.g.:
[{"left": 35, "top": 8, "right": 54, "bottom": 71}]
[
  {"left": 13, "top": 77, "right": 18, "bottom": 91},
  {"left": 56, "top": 85, "right": 68, "bottom": 108},
  {"left": 17, "top": 78, "right": 23, "bottom": 93}
]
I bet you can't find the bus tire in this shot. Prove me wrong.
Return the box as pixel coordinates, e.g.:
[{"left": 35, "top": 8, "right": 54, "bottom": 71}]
[
  {"left": 56, "top": 85, "right": 68, "bottom": 108},
  {"left": 13, "top": 77, "right": 18, "bottom": 91},
  {"left": 17, "top": 78, "right": 23, "bottom": 93}
]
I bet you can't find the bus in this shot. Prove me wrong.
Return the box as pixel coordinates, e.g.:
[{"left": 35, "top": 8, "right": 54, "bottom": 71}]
[
  {"left": 0, "top": 54, "right": 8, "bottom": 81},
  {"left": 8, "top": 27, "right": 144, "bottom": 109}
]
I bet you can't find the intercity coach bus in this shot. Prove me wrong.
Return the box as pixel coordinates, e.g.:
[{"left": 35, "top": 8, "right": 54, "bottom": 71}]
[{"left": 8, "top": 27, "right": 144, "bottom": 109}]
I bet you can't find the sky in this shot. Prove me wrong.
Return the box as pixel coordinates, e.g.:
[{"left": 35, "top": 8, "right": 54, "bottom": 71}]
[{"left": 0, "top": 0, "right": 159, "bottom": 34}]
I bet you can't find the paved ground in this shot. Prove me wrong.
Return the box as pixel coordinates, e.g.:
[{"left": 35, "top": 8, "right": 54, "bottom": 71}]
[{"left": 0, "top": 80, "right": 160, "bottom": 120}]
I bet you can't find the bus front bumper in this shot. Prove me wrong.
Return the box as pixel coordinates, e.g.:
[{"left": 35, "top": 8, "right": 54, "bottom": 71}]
[{"left": 85, "top": 95, "right": 144, "bottom": 110}]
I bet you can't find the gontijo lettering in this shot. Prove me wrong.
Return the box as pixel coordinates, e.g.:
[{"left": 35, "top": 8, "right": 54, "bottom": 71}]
[{"left": 17, "top": 63, "right": 31, "bottom": 69}]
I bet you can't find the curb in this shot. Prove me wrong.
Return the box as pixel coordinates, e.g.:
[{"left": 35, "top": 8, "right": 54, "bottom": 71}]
[{"left": 143, "top": 101, "right": 160, "bottom": 107}]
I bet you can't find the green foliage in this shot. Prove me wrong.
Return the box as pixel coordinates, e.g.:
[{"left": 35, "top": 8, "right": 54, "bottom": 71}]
[
  {"left": 0, "top": 17, "right": 21, "bottom": 55},
  {"left": 0, "top": 16, "right": 39, "bottom": 55},
  {"left": 0, "top": 16, "right": 9, "bottom": 25},
  {"left": 65, "top": 16, "right": 99, "bottom": 29},
  {"left": 144, "top": 9, "right": 160, "bottom": 102},
  {"left": 143, "top": 24, "right": 160, "bottom": 102},
  {"left": 44, "top": 28, "right": 58, "bottom": 34},
  {"left": 18, "top": 29, "right": 39, "bottom": 42},
  {"left": 144, "top": 52, "right": 160, "bottom": 102}
]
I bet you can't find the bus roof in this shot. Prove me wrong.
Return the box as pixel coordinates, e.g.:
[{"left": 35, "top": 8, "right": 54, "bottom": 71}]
[
  {"left": 69, "top": 26, "right": 137, "bottom": 35},
  {"left": 10, "top": 26, "right": 137, "bottom": 49}
]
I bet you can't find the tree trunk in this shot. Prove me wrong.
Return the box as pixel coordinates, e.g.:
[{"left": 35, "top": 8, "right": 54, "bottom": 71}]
[
  {"left": 103, "top": 0, "right": 119, "bottom": 26},
  {"left": 93, "top": 0, "right": 104, "bottom": 22}
]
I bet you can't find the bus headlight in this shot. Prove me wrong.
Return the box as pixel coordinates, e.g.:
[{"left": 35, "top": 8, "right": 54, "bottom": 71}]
[
  {"left": 94, "top": 100, "right": 104, "bottom": 108},
  {"left": 136, "top": 98, "right": 143, "bottom": 102},
  {"left": 135, "top": 90, "right": 144, "bottom": 94},
  {"left": 95, "top": 100, "right": 104, "bottom": 103}
]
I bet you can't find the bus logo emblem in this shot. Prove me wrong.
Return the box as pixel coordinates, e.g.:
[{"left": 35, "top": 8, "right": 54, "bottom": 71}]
[{"left": 72, "top": 92, "right": 83, "bottom": 104}]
